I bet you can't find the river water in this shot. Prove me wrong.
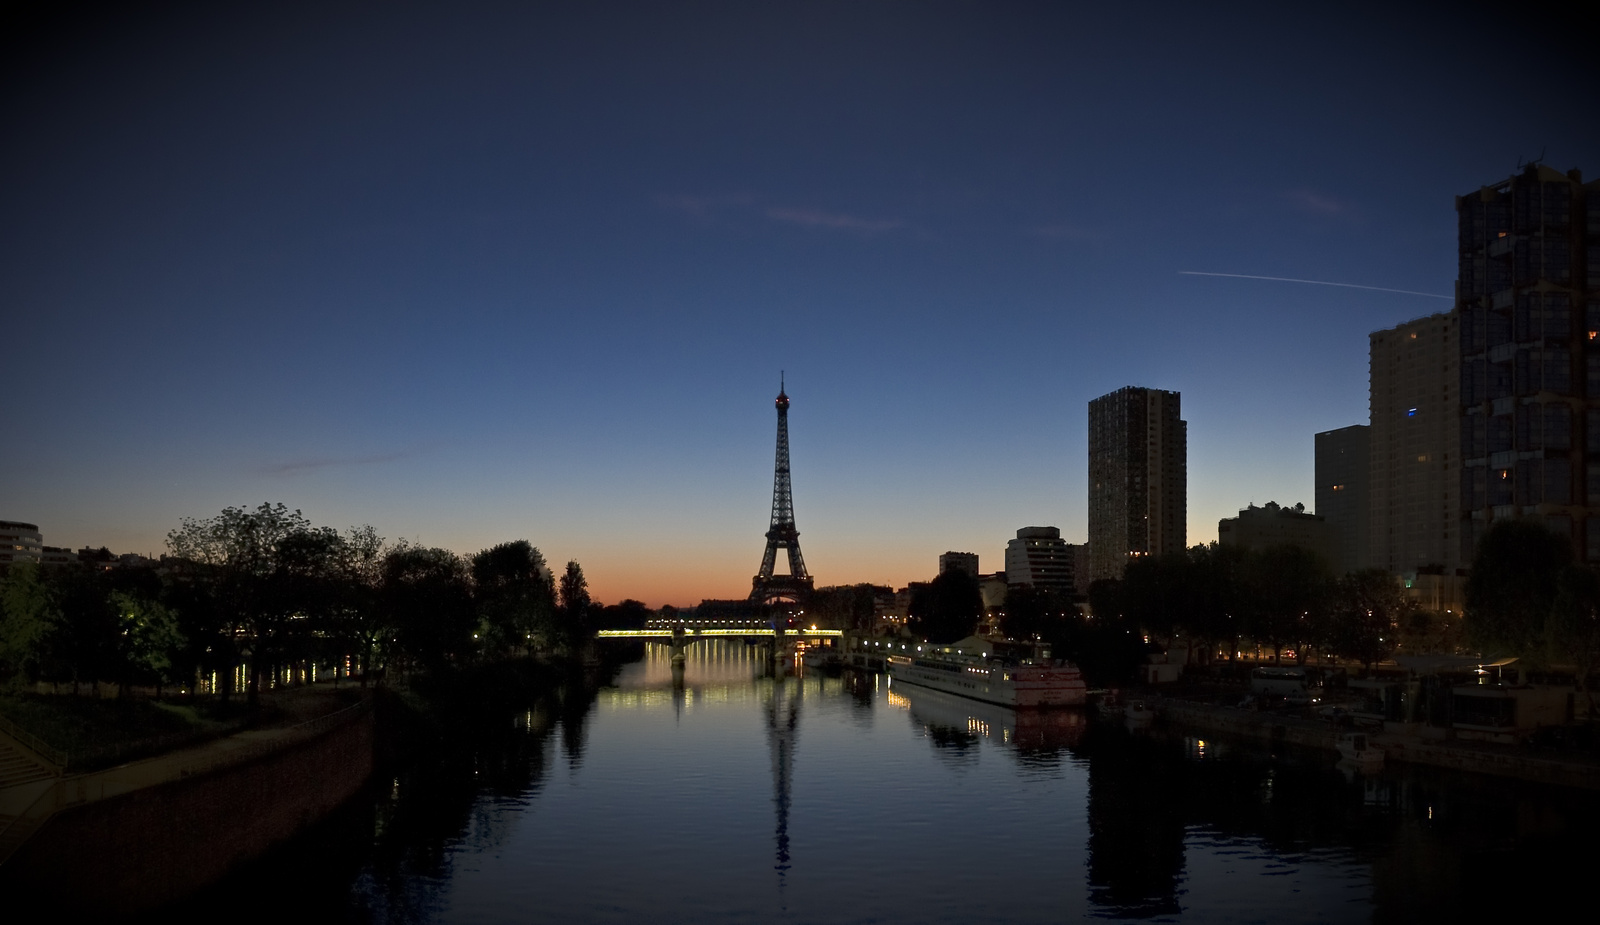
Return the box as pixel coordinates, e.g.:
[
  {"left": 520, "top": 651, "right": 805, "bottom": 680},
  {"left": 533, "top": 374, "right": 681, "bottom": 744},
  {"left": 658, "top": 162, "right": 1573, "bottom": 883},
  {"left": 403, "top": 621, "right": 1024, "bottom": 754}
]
[{"left": 165, "top": 640, "right": 1594, "bottom": 923}]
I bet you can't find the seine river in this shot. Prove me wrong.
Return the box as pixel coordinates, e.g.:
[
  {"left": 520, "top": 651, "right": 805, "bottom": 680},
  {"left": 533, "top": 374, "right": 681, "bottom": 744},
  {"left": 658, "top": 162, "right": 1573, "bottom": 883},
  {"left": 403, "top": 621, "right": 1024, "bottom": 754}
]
[{"left": 166, "top": 640, "right": 1593, "bottom": 923}]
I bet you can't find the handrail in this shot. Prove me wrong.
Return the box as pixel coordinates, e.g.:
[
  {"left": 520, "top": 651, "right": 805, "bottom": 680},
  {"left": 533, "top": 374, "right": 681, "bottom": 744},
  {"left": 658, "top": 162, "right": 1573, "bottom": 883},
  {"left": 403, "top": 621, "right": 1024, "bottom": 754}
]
[{"left": 0, "top": 712, "right": 67, "bottom": 770}]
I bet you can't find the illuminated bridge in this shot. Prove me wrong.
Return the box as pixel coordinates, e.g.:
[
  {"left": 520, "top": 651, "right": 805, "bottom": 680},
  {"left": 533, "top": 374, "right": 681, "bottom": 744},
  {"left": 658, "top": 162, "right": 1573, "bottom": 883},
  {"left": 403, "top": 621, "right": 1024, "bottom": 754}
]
[{"left": 596, "top": 626, "right": 842, "bottom": 641}]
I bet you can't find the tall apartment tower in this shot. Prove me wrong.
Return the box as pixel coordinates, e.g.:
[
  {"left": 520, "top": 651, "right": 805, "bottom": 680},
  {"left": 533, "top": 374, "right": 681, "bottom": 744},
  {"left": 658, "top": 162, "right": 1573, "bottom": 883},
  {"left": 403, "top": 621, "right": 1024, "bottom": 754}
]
[
  {"left": 1314, "top": 424, "right": 1370, "bottom": 574},
  {"left": 1369, "top": 314, "right": 1460, "bottom": 575},
  {"left": 1459, "top": 164, "right": 1599, "bottom": 562},
  {"left": 1088, "top": 387, "right": 1186, "bottom": 581}
]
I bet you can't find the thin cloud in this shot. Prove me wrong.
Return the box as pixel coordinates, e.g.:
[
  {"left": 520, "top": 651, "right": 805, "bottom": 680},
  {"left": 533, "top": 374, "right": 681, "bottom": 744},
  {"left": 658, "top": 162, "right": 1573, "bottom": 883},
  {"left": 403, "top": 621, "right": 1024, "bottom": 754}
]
[
  {"left": 765, "top": 207, "right": 902, "bottom": 233},
  {"left": 654, "top": 192, "right": 752, "bottom": 217},
  {"left": 263, "top": 451, "right": 411, "bottom": 476},
  {"left": 1179, "top": 271, "right": 1451, "bottom": 300},
  {"left": 1284, "top": 188, "right": 1354, "bottom": 217}
]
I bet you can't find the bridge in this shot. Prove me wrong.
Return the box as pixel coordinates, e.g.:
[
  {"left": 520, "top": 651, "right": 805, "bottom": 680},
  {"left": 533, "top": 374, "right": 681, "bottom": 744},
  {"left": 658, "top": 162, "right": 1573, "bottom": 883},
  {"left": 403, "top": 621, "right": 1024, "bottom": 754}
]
[
  {"left": 596, "top": 626, "right": 843, "bottom": 640},
  {"left": 596, "top": 623, "right": 841, "bottom": 665}
]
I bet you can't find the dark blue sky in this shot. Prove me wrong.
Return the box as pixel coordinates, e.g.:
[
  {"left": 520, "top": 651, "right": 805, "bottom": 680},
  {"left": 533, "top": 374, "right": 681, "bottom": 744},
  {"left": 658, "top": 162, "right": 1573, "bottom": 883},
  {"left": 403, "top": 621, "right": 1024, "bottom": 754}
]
[{"left": 4, "top": 2, "right": 1595, "bottom": 604}]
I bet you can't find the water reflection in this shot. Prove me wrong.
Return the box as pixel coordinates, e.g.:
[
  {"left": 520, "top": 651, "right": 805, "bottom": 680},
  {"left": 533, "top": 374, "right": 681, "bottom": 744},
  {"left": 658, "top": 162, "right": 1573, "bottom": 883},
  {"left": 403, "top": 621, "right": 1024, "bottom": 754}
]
[
  {"left": 891, "top": 681, "right": 1087, "bottom": 757},
  {"left": 1084, "top": 727, "right": 1187, "bottom": 918},
  {"left": 140, "top": 647, "right": 1600, "bottom": 924},
  {"left": 763, "top": 673, "right": 799, "bottom": 876}
]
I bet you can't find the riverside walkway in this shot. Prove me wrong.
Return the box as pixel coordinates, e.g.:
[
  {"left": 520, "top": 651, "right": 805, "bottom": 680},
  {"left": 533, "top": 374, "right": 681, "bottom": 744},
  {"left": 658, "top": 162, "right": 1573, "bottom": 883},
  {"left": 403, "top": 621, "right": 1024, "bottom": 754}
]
[{"left": 0, "top": 688, "right": 371, "bottom": 866}]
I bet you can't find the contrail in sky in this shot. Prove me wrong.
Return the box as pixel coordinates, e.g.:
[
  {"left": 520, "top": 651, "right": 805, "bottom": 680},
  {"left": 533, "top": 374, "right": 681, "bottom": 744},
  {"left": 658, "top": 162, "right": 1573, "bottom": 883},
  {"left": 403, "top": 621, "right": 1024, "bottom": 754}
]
[{"left": 1179, "top": 271, "right": 1452, "bottom": 300}]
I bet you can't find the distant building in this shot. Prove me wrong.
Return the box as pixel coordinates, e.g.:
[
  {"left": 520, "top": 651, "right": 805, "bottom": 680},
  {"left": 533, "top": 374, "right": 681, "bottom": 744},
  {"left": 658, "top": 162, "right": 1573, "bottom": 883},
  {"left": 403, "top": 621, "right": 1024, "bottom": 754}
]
[
  {"left": 1004, "top": 527, "right": 1078, "bottom": 595},
  {"left": 0, "top": 520, "right": 42, "bottom": 567},
  {"left": 76, "top": 546, "right": 118, "bottom": 572},
  {"left": 40, "top": 546, "right": 77, "bottom": 567},
  {"left": 1315, "top": 424, "right": 1370, "bottom": 574},
  {"left": 1370, "top": 313, "right": 1461, "bottom": 576},
  {"left": 1088, "top": 387, "right": 1187, "bottom": 581},
  {"left": 1217, "top": 502, "right": 1335, "bottom": 565},
  {"left": 1458, "top": 164, "right": 1599, "bottom": 564},
  {"left": 939, "top": 551, "right": 979, "bottom": 577}
]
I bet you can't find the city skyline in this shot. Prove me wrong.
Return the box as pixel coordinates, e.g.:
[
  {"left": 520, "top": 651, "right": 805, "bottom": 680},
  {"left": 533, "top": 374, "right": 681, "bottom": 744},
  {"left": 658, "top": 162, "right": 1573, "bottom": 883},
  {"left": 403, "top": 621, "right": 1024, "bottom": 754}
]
[{"left": 3, "top": 3, "right": 1595, "bottom": 606}]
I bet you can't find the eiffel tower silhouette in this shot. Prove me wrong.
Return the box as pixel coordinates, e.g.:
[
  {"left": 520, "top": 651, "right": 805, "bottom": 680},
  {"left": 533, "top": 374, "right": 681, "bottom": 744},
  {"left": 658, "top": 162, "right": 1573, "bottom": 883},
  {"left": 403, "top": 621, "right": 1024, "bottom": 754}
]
[{"left": 751, "top": 374, "right": 814, "bottom": 606}]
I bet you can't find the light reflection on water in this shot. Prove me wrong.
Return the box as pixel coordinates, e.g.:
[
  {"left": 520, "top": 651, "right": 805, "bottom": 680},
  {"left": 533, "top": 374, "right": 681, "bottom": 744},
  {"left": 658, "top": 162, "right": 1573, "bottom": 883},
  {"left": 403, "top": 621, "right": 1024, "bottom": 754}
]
[{"left": 163, "top": 641, "right": 1600, "bottom": 924}]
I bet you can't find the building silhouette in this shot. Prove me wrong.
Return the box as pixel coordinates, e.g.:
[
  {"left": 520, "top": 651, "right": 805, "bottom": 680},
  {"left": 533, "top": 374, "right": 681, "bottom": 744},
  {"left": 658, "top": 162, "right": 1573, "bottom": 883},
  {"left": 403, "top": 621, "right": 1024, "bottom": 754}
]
[
  {"left": 1003, "top": 527, "right": 1079, "bottom": 596},
  {"left": 1217, "top": 501, "right": 1335, "bottom": 565},
  {"left": 752, "top": 377, "right": 814, "bottom": 606},
  {"left": 1369, "top": 313, "right": 1461, "bottom": 578},
  {"left": 1315, "top": 424, "right": 1370, "bottom": 574},
  {"left": 1458, "top": 164, "right": 1598, "bottom": 562},
  {"left": 1088, "top": 387, "right": 1186, "bottom": 581},
  {"left": 938, "top": 551, "right": 979, "bottom": 577}
]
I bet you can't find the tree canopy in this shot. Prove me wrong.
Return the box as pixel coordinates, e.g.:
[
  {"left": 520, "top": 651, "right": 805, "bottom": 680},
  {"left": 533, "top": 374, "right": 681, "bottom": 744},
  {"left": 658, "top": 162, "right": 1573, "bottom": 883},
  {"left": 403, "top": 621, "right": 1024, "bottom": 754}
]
[
  {"left": 908, "top": 570, "right": 983, "bottom": 644},
  {"left": 1464, "top": 518, "right": 1571, "bottom": 660}
]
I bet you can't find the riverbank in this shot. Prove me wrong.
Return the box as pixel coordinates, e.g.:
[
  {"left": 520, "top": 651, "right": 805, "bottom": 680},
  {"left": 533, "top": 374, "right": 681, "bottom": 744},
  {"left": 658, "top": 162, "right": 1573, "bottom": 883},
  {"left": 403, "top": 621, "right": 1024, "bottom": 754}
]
[
  {"left": 0, "top": 686, "right": 374, "bottom": 916},
  {"left": 0, "top": 655, "right": 619, "bottom": 917},
  {"left": 1152, "top": 694, "right": 1600, "bottom": 790}
]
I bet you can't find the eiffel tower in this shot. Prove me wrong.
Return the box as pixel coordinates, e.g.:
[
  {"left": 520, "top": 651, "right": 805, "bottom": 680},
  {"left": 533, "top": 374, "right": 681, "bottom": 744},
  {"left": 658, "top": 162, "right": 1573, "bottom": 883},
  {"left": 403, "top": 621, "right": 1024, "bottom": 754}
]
[{"left": 752, "top": 375, "right": 814, "bottom": 607}]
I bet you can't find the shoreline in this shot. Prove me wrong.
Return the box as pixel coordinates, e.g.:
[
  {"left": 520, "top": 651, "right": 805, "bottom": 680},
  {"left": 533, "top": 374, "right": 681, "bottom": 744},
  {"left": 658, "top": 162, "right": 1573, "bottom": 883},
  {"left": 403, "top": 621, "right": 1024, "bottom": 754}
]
[{"left": 1152, "top": 695, "right": 1600, "bottom": 791}]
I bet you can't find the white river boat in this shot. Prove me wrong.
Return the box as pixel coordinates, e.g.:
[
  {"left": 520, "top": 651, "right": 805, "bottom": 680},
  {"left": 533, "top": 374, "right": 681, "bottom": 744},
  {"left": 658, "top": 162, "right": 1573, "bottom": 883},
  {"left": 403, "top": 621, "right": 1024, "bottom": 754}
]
[{"left": 887, "top": 650, "right": 1086, "bottom": 708}]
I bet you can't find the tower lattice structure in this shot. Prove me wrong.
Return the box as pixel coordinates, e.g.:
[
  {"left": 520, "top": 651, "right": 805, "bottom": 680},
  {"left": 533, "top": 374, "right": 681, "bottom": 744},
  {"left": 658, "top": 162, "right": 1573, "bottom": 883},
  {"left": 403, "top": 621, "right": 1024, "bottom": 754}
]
[{"left": 752, "top": 376, "right": 814, "bottom": 606}]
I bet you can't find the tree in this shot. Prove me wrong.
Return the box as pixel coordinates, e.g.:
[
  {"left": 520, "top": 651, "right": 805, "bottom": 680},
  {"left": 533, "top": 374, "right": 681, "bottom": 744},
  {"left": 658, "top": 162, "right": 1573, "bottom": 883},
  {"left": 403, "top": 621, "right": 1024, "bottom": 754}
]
[
  {"left": 596, "top": 599, "right": 652, "bottom": 631},
  {"left": 472, "top": 541, "right": 555, "bottom": 656},
  {"left": 1241, "top": 544, "right": 1331, "bottom": 663},
  {"left": 167, "top": 502, "right": 313, "bottom": 704},
  {"left": 1464, "top": 518, "right": 1571, "bottom": 661},
  {"left": 557, "top": 560, "right": 591, "bottom": 647},
  {"left": 1328, "top": 569, "right": 1405, "bottom": 669},
  {"left": 382, "top": 544, "right": 475, "bottom": 673},
  {"left": 1120, "top": 553, "right": 1190, "bottom": 641},
  {"left": 48, "top": 565, "right": 119, "bottom": 694},
  {"left": 908, "top": 569, "right": 982, "bottom": 644},
  {"left": 1184, "top": 542, "right": 1248, "bottom": 665},
  {"left": 1000, "top": 584, "right": 1076, "bottom": 642},
  {"left": 0, "top": 562, "right": 57, "bottom": 687},
  {"left": 108, "top": 590, "right": 185, "bottom": 697},
  {"left": 335, "top": 524, "right": 390, "bottom": 685},
  {"left": 1550, "top": 564, "right": 1600, "bottom": 718}
]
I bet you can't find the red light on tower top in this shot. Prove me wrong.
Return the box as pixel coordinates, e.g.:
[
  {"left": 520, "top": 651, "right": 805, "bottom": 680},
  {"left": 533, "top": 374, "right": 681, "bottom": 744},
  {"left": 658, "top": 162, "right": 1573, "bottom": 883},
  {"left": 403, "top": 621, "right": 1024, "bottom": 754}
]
[{"left": 776, "top": 371, "right": 789, "bottom": 410}]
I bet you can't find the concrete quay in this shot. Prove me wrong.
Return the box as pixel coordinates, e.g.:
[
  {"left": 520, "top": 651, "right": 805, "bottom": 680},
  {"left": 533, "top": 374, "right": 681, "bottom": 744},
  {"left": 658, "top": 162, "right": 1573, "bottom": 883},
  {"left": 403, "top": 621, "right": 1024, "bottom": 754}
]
[
  {"left": 0, "top": 687, "right": 375, "bottom": 916},
  {"left": 1152, "top": 696, "right": 1600, "bottom": 791}
]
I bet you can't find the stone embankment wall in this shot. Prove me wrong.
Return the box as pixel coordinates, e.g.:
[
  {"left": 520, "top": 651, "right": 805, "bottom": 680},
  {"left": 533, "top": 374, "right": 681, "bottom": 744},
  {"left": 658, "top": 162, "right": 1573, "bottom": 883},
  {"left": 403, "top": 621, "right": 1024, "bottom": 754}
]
[
  {"left": 1159, "top": 700, "right": 1341, "bottom": 751},
  {"left": 0, "top": 702, "right": 374, "bottom": 916},
  {"left": 1157, "top": 697, "right": 1600, "bottom": 790}
]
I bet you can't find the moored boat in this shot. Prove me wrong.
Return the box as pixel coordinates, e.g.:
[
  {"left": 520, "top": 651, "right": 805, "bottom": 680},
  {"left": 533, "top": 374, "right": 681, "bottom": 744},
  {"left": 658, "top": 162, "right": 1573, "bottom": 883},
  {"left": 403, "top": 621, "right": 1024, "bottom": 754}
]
[
  {"left": 886, "top": 648, "right": 1086, "bottom": 708},
  {"left": 1123, "top": 699, "right": 1156, "bottom": 728},
  {"left": 1336, "top": 732, "right": 1384, "bottom": 769}
]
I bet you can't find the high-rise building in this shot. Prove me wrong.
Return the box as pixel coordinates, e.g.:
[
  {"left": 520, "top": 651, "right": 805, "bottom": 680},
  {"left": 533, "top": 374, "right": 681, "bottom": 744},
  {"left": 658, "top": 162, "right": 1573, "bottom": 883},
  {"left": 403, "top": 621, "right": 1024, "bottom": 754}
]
[
  {"left": 939, "top": 551, "right": 979, "bottom": 577},
  {"left": 1315, "top": 424, "right": 1370, "bottom": 574},
  {"left": 1004, "top": 527, "right": 1077, "bottom": 595},
  {"left": 1458, "top": 164, "right": 1599, "bottom": 563},
  {"left": 1369, "top": 314, "right": 1460, "bottom": 575},
  {"left": 1088, "top": 387, "right": 1186, "bottom": 581}
]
